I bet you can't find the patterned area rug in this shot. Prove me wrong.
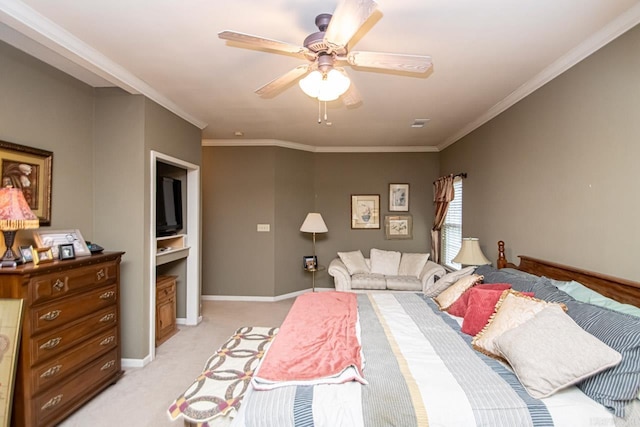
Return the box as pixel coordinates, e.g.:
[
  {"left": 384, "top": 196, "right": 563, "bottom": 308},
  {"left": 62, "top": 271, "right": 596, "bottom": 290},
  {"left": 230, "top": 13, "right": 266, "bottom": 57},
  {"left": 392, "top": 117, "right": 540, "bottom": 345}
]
[{"left": 168, "top": 326, "right": 279, "bottom": 426}]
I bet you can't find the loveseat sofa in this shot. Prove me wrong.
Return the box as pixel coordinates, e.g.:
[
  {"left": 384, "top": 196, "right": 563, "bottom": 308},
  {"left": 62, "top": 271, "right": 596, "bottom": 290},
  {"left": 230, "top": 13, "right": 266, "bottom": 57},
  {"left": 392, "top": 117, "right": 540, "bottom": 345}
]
[{"left": 328, "top": 248, "right": 446, "bottom": 292}]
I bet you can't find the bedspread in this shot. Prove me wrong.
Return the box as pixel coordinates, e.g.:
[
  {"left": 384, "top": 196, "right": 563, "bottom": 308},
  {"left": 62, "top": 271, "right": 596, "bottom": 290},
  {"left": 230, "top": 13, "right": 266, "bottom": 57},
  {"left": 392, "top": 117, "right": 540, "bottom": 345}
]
[{"left": 232, "top": 293, "right": 618, "bottom": 427}]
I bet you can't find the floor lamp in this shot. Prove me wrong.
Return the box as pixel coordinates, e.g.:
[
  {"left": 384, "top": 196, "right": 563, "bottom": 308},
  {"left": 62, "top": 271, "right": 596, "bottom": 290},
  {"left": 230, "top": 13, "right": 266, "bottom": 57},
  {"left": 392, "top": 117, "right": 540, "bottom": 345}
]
[{"left": 300, "top": 213, "right": 328, "bottom": 292}]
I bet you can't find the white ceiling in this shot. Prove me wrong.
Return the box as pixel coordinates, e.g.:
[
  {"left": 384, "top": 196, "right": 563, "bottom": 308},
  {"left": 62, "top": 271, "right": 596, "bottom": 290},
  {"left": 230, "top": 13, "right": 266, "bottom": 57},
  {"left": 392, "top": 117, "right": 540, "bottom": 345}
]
[{"left": 1, "top": 0, "right": 640, "bottom": 151}]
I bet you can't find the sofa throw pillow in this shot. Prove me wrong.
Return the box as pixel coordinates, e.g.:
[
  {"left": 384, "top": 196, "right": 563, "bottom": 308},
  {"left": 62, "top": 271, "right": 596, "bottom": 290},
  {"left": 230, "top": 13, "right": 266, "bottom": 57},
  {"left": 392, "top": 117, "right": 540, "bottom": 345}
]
[
  {"left": 398, "top": 253, "right": 430, "bottom": 278},
  {"left": 370, "top": 248, "right": 401, "bottom": 276},
  {"left": 494, "top": 305, "right": 622, "bottom": 399},
  {"left": 337, "top": 250, "right": 370, "bottom": 275},
  {"left": 434, "top": 274, "right": 484, "bottom": 311},
  {"left": 472, "top": 290, "right": 566, "bottom": 359},
  {"left": 461, "top": 287, "right": 533, "bottom": 336},
  {"left": 424, "top": 266, "right": 475, "bottom": 297},
  {"left": 446, "top": 283, "right": 510, "bottom": 319}
]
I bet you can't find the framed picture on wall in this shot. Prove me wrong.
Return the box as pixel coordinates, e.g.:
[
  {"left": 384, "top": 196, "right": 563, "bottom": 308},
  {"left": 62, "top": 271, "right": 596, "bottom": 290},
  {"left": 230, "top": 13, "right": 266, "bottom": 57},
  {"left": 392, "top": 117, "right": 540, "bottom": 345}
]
[
  {"left": 384, "top": 215, "right": 413, "bottom": 239},
  {"left": 389, "top": 183, "right": 409, "bottom": 212},
  {"left": 351, "top": 194, "right": 380, "bottom": 229},
  {"left": 0, "top": 140, "right": 53, "bottom": 225}
]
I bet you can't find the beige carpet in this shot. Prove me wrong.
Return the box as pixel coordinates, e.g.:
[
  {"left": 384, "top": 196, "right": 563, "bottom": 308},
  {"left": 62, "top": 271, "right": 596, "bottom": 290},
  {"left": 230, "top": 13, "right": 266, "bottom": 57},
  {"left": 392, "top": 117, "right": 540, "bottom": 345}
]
[{"left": 59, "top": 299, "right": 295, "bottom": 427}]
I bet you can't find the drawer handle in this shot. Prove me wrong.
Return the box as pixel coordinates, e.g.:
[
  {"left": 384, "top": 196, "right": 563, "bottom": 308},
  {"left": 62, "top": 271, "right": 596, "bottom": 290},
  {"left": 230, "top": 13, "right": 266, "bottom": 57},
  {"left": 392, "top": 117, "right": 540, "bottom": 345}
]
[
  {"left": 39, "top": 310, "right": 62, "bottom": 321},
  {"left": 100, "top": 336, "right": 116, "bottom": 346},
  {"left": 101, "top": 360, "right": 116, "bottom": 371},
  {"left": 40, "top": 365, "right": 62, "bottom": 379},
  {"left": 40, "top": 337, "right": 62, "bottom": 350},
  {"left": 53, "top": 279, "right": 64, "bottom": 291},
  {"left": 100, "top": 313, "right": 115, "bottom": 323},
  {"left": 96, "top": 269, "right": 105, "bottom": 280},
  {"left": 99, "top": 291, "right": 115, "bottom": 300},
  {"left": 41, "top": 394, "right": 63, "bottom": 411}
]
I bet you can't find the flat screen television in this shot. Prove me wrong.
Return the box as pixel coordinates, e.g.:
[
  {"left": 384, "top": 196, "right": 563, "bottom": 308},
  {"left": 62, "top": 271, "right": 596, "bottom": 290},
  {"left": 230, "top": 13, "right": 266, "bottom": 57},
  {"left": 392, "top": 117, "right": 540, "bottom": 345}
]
[{"left": 156, "top": 176, "right": 183, "bottom": 236}]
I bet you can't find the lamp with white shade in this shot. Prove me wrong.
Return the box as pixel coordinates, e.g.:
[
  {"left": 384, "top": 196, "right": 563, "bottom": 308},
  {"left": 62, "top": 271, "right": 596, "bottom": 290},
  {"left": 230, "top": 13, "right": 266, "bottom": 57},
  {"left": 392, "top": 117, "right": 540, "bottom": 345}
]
[
  {"left": 300, "top": 212, "right": 328, "bottom": 291},
  {"left": 452, "top": 237, "right": 490, "bottom": 267},
  {"left": 0, "top": 186, "right": 40, "bottom": 266}
]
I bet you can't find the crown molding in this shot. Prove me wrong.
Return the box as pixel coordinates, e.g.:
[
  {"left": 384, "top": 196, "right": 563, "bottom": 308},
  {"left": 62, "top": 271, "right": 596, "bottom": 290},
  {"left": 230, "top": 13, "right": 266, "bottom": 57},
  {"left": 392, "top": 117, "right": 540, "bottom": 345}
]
[
  {"left": 202, "top": 139, "right": 438, "bottom": 153},
  {"left": 437, "top": 3, "right": 640, "bottom": 152},
  {"left": 0, "top": 0, "right": 208, "bottom": 130}
]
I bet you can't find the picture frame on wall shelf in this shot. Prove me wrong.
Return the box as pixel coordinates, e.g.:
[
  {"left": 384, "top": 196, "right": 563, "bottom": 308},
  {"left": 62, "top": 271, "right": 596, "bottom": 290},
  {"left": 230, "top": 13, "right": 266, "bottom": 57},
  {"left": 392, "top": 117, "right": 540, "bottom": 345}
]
[
  {"left": 351, "top": 194, "right": 380, "bottom": 229},
  {"left": 32, "top": 246, "right": 54, "bottom": 265},
  {"left": 58, "top": 243, "right": 75, "bottom": 260},
  {"left": 0, "top": 140, "right": 53, "bottom": 225},
  {"left": 33, "top": 229, "right": 91, "bottom": 258},
  {"left": 384, "top": 215, "right": 413, "bottom": 240},
  {"left": 19, "top": 245, "right": 33, "bottom": 263},
  {"left": 389, "top": 183, "right": 409, "bottom": 212}
]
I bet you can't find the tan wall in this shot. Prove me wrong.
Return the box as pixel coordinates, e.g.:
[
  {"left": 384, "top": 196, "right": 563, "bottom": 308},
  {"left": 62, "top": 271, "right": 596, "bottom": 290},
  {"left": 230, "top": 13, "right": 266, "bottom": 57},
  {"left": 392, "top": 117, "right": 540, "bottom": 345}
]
[
  {"left": 440, "top": 24, "right": 640, "bottom": 282},
  {"left": 202, "top": 147, "right": 439, "bottom": 295}
]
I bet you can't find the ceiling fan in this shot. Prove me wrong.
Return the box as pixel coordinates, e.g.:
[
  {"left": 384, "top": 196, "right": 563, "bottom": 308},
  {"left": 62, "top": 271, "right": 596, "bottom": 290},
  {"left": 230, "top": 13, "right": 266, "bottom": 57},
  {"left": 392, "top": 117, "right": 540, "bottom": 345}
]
[{"left": 218, "top": 0, "right": 432, "bottom": 106}]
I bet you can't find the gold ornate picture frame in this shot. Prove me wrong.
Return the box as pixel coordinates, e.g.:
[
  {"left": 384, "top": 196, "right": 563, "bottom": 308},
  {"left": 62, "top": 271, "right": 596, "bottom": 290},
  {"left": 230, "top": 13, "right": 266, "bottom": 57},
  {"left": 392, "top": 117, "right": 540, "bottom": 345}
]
[
  {"left": 0, "top": 140, "right": 53, "bottom": 225},
  {"left": 0, "top": 299, "right": 24, "bottom": 427}
]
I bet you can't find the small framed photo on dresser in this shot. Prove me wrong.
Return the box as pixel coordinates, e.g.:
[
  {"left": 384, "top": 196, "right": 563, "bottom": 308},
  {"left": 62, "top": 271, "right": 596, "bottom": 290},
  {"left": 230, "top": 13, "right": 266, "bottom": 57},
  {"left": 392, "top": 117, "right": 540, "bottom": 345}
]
[
  {"left": 58, "top": 244, "right": 75, "bottom": 260},
  {"left": 32, "top": 247, "right": 54, "bottom": 265},
  {"left": 19, "top": 245, "right": 33, "bottom": 263}
]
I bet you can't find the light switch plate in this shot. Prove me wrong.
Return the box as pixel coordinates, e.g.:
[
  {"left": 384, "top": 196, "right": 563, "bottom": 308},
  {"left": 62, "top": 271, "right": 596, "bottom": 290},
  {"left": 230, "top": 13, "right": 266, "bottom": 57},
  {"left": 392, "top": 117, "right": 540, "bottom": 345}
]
[{"left": 257, "top": 224, "right": 270, "bottom": 232}]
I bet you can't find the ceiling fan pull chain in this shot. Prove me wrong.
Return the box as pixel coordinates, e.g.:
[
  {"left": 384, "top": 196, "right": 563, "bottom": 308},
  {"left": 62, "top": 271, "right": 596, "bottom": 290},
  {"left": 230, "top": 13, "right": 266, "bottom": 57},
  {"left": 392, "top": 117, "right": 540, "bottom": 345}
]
[{"left": 324, "top": 101, "right": 328, "bottom": 122}]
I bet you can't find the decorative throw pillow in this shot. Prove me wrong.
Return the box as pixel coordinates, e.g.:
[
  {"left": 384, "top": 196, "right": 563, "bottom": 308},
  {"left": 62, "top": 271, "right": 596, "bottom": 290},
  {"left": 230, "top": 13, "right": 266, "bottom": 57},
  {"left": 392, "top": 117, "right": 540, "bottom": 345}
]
[
  {"left": 369, "top": 248, "right": 401, "bottom": 276},
  {"left": 494, "top": 306, "right": 622, "bottom": 399},
  {"left": 337, "top": 250, "right": 369, "bottom": 275},
  {"left": 461, "top": 288, "right": 533, "bottom": 336},
  {"left": 424, "top": 266, "right": 475, "bottom": 297},
  {"left": 398, "top": 253, "right": 430, "bottom": 278},
  {"left": 434, "top": 274, "right": 484, "bottom": 311},
  {"left": 447, "top": 283, "right": 512, "bottom": 318},
  {"left": 472, "top": 290, "right": 566, "bottom": 358}
]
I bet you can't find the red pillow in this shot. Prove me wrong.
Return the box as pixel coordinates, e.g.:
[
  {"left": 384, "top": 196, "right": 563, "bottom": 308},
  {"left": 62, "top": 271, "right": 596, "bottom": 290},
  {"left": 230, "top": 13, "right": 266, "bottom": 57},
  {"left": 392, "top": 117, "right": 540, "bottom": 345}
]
[
  {"left": 447, "top": 283, "right": 512, "bottom": 318},
  {"left": 461, "top": 288, "right": 534, "bottom": 336}
]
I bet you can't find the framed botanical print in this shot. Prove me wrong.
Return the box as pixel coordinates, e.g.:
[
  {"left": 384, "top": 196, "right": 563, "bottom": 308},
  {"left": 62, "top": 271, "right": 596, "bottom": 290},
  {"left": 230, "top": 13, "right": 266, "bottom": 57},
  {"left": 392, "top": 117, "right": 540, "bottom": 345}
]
[
  {"left": 384, "top": 215, "right": 413, "bottom": 239},
  {"left": 351, "top": 194, "right": 380, "bottom": 229},
  {"left": 389, "top": 183, "right": 409, "bottom": 212}
]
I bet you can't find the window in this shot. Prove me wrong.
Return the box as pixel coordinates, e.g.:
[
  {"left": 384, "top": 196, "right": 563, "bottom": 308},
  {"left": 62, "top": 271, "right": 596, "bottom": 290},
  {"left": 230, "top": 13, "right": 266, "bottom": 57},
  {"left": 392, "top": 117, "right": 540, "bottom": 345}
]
[{"left": 441, "top": 178, "right": 462, "bottom": 270}]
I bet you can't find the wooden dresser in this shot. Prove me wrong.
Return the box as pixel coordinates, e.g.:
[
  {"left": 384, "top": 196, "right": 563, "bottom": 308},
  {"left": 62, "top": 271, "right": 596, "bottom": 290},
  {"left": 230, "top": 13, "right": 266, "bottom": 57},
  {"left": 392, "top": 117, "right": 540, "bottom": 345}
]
[{"left": 0, "top": 251, "right": 124, "bottom": 427}]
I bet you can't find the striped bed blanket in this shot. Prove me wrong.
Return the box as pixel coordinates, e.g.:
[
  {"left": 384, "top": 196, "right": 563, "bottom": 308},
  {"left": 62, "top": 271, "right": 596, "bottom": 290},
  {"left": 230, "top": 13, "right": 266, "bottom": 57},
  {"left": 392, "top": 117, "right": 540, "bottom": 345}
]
[{"left": 232, "top": 292, "right": 619, "bottom": 427}]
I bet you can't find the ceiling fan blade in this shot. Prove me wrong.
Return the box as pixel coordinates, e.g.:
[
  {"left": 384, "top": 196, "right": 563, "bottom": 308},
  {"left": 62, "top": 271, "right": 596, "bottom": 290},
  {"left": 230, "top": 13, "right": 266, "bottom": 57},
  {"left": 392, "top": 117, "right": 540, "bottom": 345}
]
[
  {"left": 324, "top": 0, "right": 378, "bottom": 50},
  {"left": 341, "top": 82, "right": 362, "bottom": 107},
  {"left": 255, "top": 65, "right": 310, "bottom": 97},
  {"left": 347, "top": 51, "right": 432, "bottom": 73},
  {"left": 218, "top": 30, "right": 314, "bottom": 59}
]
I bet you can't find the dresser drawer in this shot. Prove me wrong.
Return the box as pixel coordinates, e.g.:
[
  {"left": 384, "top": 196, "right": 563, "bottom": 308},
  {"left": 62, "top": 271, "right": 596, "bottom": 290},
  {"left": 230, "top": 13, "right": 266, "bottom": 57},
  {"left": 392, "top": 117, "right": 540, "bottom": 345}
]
[
  {"left": 30, "top": 261, "right": 118, "bottom": 305},
  {"left": 33, "top": 348, "right": 119, "bottom": 426},
  {"left": 30, "top": 306, "right": 117, "bottom": 366},
  {"left": 31, "top": 327, "right": 118, "bottom": 393},
  {"left": 31, "top": 284, "right": 117, "bottom": 334}
]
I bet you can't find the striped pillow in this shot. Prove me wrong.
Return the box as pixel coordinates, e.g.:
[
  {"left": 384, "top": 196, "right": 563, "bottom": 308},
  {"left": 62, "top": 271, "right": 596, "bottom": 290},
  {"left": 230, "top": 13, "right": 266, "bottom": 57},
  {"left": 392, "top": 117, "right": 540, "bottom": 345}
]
[{"left": 564, "top": 298, "right": 640, "bottom": 417}]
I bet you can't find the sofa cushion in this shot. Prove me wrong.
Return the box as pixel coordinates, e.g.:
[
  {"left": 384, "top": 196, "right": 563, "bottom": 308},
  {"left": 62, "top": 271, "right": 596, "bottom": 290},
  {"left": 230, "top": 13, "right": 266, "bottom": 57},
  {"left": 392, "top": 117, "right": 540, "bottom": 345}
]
[
  {"left": 337, "top": 250, "right": 370, "bottom": 275},
  {"left": 424, "top": 266, "right": 475, "bottom": 297},
  {"left": 386, "top": 275, "right": 422, "bottom": 291},
  {"left": 398, "top": 253, "right": 430, "bottom": 278},
  {"left": 370, "top": 248, "right": 401, "bottom": 276},
  {"left": 351, "top": 273, "right": 387, "bottom": 290}
]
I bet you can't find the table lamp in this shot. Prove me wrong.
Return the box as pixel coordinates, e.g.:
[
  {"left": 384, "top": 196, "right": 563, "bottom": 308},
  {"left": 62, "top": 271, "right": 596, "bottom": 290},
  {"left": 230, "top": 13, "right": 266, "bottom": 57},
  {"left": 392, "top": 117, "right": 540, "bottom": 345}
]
[
  {"left": 452, "top": 237, "right": 490, "bottom": 267},
  {"left": 0, "top": 186, "right": 40, "bottom": 265}
]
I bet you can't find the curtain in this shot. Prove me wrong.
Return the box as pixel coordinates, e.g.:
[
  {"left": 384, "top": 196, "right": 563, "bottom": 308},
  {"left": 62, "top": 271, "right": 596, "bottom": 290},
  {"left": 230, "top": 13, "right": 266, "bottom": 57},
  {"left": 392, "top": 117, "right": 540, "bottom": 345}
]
[{"left": 431, "top": 175, "right": 455, "bottom": 264}]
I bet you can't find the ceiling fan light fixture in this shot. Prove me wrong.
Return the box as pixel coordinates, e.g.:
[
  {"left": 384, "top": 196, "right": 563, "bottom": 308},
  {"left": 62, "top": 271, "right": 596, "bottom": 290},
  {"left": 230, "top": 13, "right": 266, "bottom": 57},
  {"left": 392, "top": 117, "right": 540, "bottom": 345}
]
[{"left": 299, "top": 68, "right": 351, "bottom": 101}]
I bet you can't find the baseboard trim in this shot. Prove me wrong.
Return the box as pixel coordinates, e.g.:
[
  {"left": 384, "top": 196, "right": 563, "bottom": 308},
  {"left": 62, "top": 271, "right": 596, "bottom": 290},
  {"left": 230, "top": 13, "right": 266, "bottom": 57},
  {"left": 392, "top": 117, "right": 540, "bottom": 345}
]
[
  {"left": 201, "top": 287, "right": 334, "bottom": 302},
  {"left": 121, "top": 355, "right": 152, "bottom": 369}
]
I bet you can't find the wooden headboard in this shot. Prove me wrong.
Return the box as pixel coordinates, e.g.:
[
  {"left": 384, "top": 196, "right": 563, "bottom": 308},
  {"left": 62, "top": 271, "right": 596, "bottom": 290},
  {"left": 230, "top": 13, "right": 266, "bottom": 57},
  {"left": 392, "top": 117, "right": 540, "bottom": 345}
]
[{"left": 496, "top": 240, "right": 640, "bottom": 307}]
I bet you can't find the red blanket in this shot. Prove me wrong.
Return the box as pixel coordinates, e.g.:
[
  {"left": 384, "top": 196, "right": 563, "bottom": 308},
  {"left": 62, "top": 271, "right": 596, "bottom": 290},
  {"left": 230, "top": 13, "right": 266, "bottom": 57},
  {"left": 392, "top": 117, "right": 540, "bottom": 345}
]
[{"left": 252, "top": 291, "right": 365, "bottom": 389}]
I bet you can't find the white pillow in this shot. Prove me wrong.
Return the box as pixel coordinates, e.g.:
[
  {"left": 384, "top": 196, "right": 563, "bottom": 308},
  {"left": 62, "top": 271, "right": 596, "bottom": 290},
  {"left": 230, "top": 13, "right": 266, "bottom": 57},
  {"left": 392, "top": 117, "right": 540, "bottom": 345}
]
[
  {"left": 337, "top": 250, "right": 370, "bottom": 275},
  {"left": 494, "top": 306, "right": 622, "bottom": 399},
  {"left": 398, "top": 253, "right": 430, "bottom": 278},
  {"left": 424, "top": 266, "right": 474, "bottom": 297},
  {"left": 369, "top": 248, "right": 401, "bottom": 276}
]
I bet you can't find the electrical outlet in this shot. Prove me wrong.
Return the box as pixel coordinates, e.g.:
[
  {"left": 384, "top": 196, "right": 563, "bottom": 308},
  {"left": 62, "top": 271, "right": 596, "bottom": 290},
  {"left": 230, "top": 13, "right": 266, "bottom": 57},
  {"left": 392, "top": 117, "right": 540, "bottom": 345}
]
[{"left": 257, "top": 224, "right": 270, "bottom": 232}]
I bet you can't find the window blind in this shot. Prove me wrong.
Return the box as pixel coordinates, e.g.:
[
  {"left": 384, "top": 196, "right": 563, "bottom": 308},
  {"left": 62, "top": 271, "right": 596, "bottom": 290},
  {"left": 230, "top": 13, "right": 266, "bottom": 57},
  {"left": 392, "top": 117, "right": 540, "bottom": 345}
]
[{"left": 441, "top": 178, "right": 462, "bottom": 270}]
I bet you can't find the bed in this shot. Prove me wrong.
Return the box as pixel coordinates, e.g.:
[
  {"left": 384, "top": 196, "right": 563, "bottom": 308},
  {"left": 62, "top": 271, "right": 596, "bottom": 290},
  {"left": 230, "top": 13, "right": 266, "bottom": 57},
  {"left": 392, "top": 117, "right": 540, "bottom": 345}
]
[{"left": 173, "top": 241, "right": 640, "bottom": 426}]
